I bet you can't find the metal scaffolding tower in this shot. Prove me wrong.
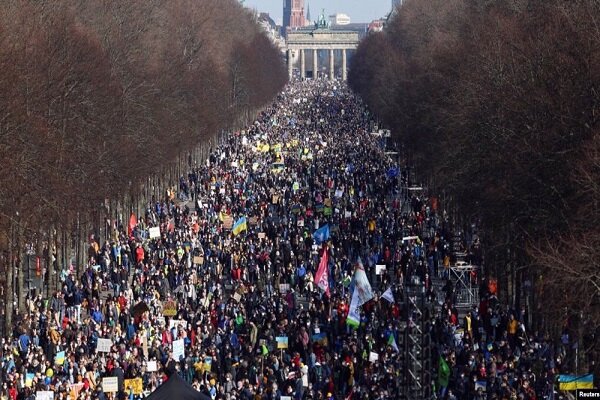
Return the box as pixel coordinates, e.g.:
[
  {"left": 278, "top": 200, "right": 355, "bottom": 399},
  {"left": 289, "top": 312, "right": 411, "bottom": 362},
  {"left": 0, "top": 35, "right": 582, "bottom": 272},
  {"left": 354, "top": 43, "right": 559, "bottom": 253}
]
[
  {"left": 402, "top": 279, "right": 434, "bottom": 400},
  {"left": 450, "top": 257, "right": 480, "bottom": 307}
]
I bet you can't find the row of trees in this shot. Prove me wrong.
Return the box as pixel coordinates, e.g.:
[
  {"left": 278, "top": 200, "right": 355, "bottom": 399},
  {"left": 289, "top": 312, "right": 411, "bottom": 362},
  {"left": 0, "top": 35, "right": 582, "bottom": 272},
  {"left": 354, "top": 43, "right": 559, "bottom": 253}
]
[
  {"left": 0, "top": 0, "right": 286, "bottom": 331},
  {"left": 350, "top": 0, "right": 599, "bottom": 368}
]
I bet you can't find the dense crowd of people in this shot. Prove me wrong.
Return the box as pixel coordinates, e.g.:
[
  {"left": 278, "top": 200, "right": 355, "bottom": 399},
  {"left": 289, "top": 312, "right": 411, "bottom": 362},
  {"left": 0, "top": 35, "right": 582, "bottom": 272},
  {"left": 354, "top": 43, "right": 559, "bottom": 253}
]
[{"left": 1, "top": 80, "right": 578, "bottom": 400}]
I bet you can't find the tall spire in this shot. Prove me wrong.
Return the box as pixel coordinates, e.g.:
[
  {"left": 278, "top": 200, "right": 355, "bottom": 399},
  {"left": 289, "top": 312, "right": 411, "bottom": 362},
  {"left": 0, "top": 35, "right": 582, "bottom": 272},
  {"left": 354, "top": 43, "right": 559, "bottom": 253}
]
[{"left": 306, "top": 3, "right": 311, "bottom": 23}]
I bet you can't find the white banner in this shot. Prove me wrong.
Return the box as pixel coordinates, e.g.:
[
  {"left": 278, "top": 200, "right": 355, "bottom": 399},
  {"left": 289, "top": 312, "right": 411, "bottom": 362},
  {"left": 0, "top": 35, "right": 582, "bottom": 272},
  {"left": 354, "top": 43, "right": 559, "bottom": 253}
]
[
  {"left": 102, "top": 377, "right": 118, "bottom": 393},
  {"left": 36, "top": 392, "right": 54, "bottom": 400},
  {"left": 146, "top": 360, "right": 158, "bottom": 372},
  {"left": 97, "top": 338, "right": 112, "bottom": 353},
  {"left": 369, "top": 351, "right": 379, "bottom": 363},
  {"left": 169, "top": 319, "right": 188, "bottom": 330},
  {"left": 149, "top": 227, "right": 161, "bottom": 239},
  {"left": 172, "top": 339, "right": 185, "bottom": 361}
]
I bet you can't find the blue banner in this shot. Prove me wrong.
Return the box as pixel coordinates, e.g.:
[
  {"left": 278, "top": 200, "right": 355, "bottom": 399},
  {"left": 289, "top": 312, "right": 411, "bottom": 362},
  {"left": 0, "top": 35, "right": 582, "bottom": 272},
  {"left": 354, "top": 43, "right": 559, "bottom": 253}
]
[{"left": 313, "top": 224, "right": 330, "bottom": 244}]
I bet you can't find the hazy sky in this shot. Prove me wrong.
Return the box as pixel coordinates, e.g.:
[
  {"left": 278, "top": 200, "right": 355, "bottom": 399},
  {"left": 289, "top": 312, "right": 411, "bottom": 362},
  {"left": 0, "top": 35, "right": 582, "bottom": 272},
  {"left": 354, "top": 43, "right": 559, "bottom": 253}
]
[{"left": 243, "top": 0, "right": 392, "bottom": 25}]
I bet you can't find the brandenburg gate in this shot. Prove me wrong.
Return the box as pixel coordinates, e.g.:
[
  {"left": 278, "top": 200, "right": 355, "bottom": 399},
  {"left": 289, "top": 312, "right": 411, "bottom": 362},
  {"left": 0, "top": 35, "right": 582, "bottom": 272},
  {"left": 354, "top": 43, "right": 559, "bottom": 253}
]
[{"left": 286, "top": 15, "right": 360, "bottom": 81}]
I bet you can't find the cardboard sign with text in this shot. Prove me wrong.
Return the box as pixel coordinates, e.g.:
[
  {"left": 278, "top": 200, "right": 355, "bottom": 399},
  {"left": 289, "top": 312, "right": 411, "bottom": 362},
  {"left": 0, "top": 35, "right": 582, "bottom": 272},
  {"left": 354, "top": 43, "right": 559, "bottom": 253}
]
[
  {"left": 193, "top": 255, "right": 204, "bottom": 265},
  {"left": 102, "top": 377, "right": 118, "bottom": 393},
  {"left": 96, "top": 338, "right": 112, "bottom": 353},
  {"left": 124, "top": 378, "right": 143, "bottom": 395}
]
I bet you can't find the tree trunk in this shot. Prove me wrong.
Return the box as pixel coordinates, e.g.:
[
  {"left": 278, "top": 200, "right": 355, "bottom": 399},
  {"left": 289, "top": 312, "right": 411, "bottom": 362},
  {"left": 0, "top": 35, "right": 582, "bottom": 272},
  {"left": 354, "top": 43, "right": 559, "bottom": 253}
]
[
  {"left": 46, "top": 226, "right": 53, "bottom": 299},
  {"left": 5, "top": 221, "right": 13, "bottom": 336},
  {"left": 16, "top": 224, "right": 24, "bottom": 314}
]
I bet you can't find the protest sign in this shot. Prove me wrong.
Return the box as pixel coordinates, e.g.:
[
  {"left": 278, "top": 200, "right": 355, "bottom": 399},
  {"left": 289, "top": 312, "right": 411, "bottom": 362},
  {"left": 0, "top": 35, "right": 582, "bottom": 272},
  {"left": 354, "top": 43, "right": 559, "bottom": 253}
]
[
  {"left": 148, "top": 227, "right": 161, "bottom": 239},
  {"left": 369, "top": 352, "right": 379, "bottom": 363},
  {"left": 124, "top": 378, "right": 143, "bottom": 395},
  {"left": 96, "top": 338, "right": 112, "bottom": 353},
  {"left": 172, "top": 339, "right": 185, "bottom": 361},
  {"left": 69, "top": 384, "right": 84, "bottom": 399},
  {"left": 36, "top": 392, "right": 54, "bottom": 400},
  {"left": 102, "top": 377, "right": 118, "bottom": 393},
  {"left": 146, "top": 361, "right": 158, "bottom": 372},
  {"left": 169, "top": 319, "right": 188, "bottom": 330},
  {"left": 376, "top": 265, "right": 387, "bottom": 275},
  {"left": 162, "top": 300, "right": 178, "bottom": 317},
  {"left": 276, "top": 336, "right": 289, "bottom": 349}
]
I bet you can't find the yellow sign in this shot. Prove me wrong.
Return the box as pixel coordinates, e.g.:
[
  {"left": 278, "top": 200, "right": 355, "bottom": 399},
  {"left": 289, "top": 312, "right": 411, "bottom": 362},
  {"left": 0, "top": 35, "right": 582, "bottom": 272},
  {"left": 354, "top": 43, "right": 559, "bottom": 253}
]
[
  {"left": 124, "top": 378, "right": 143, "bottom": 395},
  {"left": 163, "top": 300, "right": 178, "bottom": 317}
]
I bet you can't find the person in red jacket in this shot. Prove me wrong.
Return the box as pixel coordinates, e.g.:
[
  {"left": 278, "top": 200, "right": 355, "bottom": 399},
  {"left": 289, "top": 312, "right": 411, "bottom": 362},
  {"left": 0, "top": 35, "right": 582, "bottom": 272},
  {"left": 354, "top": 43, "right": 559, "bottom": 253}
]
[
  {"left": 135, "top": 244, "right": 145, "bottom": 264},
  {"left": 8, "top": 384, "right": 16, "bottom": 400},
  {"left": 232, "top": 265, "right": 242, "bottom": 281}
]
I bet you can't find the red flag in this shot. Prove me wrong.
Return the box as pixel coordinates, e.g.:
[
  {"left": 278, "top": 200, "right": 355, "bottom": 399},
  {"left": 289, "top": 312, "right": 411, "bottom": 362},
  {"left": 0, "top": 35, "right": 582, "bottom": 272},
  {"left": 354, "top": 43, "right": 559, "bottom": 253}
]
[
  {"left": 128, "top": 213, "right": 137, "bottom": 236},
  {"left": 488, "top": 278, "right": 498, "bottom": 295},
  {"left": 314, "top": 246, "right": 330, "bottom": 297}
]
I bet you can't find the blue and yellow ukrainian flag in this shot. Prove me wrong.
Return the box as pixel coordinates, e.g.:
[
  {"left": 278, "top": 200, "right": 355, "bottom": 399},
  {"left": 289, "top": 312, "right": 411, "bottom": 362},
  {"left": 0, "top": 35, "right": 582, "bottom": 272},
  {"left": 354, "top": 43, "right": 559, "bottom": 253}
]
[
  {"left": 25, "top": 372, "right": 34, "bottom": 387},
  {"left": 558, "top": 374, "right": 594, "bottom": 391},
  {"left": 232, "top": 217, "right": 247, "bottom": 236},
  {"left": 55, "top": 350, "right": 66, "bottom": 366}
]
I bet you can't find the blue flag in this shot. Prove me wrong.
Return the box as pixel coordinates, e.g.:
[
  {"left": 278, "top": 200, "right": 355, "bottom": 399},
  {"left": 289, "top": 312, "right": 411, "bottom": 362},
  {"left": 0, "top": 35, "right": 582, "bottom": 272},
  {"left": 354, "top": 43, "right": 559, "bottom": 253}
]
[
  {"left": 386, "top": 167, "right": 399, "bottom": 179},
  {"left": 313, "top": 224, "right": 330, "bottom": 244}
]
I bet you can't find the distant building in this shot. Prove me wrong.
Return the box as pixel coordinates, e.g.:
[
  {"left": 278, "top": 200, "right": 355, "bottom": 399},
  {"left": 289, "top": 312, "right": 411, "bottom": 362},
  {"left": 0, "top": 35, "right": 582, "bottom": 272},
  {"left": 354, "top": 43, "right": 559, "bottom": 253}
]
[
  {"left": 329, "top": 23, "right": 369, "bottom": 40},
  {"left": 368, "top": 19, "right": 386, "bottom": 33},
  {"left": 258, "top": 13, "right": 277, "bottom": 32},
  {"left": 256, "top": 12, "right": 286, "bottom": 51},
  {"left": 283, "top": 0, "right": 306, "bottom": 33},
  {"left": 329, "top": 13, "right": 351, "bottom": 26}
]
